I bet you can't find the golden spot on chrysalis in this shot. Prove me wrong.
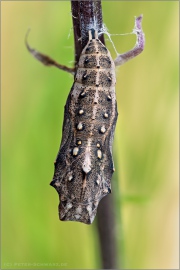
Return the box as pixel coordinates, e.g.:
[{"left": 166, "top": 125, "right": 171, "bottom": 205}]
[
  {"left": 79, "top": 109, "right": 84, "bottom": 115},
  {"left": 97, "top": 149, "right": 102, "bottom": 159},
  {"left": 96, "top": 179, "right": 100, "bottom": 185},
  {"left": 100, "top": 126, "right": 106, "bottom": 134},
  {"left": 68, "top": 175, "right": 73, "bottom": 181},
  {"left": 83, "top": 71, "right": 87, "bottom": 79},
  {"left": 73, "top": 147, "right": 79, "bottom": 156},
  {"left": 77, "top": 122, "right": 83, "bottom": 130},
  {"left": 80, "top": 91, "right": 86, "bottom": 97}
]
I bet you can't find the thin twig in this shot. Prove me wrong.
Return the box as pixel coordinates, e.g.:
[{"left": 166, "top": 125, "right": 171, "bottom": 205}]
[
  {"left": 114, "top": 15, "right": 145, "bottom": 66},
  {"left": 25, "top": 29, "right": 75, "bottom": 75}
]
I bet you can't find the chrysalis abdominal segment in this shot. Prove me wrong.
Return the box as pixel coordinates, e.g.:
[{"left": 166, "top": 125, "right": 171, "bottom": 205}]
[{"left": 50, "top": 28, "right": 118, "bottom": 224}]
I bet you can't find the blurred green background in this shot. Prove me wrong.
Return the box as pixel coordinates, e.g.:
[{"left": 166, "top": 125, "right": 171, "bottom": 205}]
[{"left": 1, "top": 1, "right": 179, "bottom": 269}]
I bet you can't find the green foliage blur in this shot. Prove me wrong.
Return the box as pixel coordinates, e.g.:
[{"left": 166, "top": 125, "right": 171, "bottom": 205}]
[{"left": 2, "top": 1, "right": 179, "bottom": 269}]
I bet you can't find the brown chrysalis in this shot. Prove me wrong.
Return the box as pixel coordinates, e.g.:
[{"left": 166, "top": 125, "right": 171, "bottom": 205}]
[{"left": 50, "top": 29, "right": 118, "bottom": 224}]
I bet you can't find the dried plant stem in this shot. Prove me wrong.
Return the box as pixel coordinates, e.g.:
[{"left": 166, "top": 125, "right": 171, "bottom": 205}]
[
  {"left": 71, "top": 1, "right": 118, "bottom": 269},
  {"left": 25, "top": 29, "right": 75, "bottom": 74}
]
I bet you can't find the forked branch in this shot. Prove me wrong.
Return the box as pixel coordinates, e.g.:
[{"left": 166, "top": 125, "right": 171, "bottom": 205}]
[
  {"left": 25, "top": 15, "right": 144, "bottom": 74},
  {"left": 114, "top": 15, "right": 145, "bottom": 66}
]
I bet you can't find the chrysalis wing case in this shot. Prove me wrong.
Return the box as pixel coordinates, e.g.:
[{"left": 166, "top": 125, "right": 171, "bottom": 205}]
[{"left": 50, "top": 29, "right": 118, "bottom": 224}]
